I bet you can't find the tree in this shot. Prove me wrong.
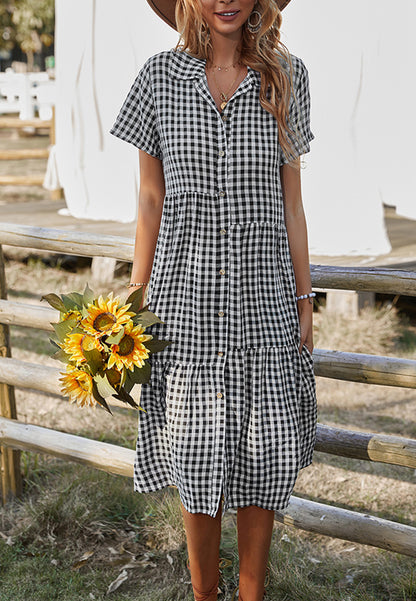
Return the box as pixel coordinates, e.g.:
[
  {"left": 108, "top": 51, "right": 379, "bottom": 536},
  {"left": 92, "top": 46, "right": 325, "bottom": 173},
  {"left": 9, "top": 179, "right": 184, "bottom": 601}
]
[{"left": 1, "top": 0, "right": 54, "bottom": 70}]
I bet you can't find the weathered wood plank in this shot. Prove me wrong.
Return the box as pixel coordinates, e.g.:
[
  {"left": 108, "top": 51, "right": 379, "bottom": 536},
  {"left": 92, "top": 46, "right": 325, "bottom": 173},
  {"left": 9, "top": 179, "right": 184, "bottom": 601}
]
[
  {"left": 0, "top": 223, "right": 134, "bottom": 261},
  {"left": 0, "top": 300, "right": 57, "bottom": 330},
  {"left": 316, "top": 424, "right": 416, "bottom": 468},
  {"left": 0, "top": 417, "right": 134, "bottom": 478},
  {"left": 275, "top": 496, "right": 416, "bottom": 558},
  {"left": 0, "top": 176, "right": 45, "bottom": 186},
  {"left": 313, "top": 348, "right": 416, "bottom": 388},
  {"left": 0, "top": 149, "right": 49, "bottom": 160},
  {"left": 310, "top": 264, "right": 416, "bottom": 296},
  {"left": 0, "top": 118, "right": 52, "bottom": 129}
]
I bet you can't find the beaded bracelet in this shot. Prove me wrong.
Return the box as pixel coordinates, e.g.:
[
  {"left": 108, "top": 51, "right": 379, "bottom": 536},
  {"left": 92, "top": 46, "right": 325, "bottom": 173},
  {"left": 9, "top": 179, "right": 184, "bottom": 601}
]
[
  {"left": 126, "top": 282, "right": 149, "bottom": 288},
  {"left": 295, "top": 292, "right": 316, "bottom": 302}
]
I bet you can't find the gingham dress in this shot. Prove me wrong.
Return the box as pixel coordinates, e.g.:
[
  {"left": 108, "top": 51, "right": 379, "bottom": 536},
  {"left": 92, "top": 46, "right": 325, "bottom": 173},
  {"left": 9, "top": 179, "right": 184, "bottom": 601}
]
[{"left": 109, "top": 48, "right": 317, "bottom": 518}]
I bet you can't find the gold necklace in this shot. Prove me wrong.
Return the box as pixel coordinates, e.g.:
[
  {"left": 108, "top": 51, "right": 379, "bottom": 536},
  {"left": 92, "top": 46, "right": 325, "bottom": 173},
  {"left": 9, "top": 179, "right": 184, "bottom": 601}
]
[
  {"left": 211, "top": 60, "right": 239, "bottom": 72},
  {"left": 210, "top": 61, "right": 243, "bottom": 111}
]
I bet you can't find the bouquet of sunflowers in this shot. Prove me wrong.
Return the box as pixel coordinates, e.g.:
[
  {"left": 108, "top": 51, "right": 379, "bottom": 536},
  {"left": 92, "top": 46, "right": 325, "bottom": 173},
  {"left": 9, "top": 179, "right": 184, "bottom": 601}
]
[{"left": 42, "top": 284, "right": 170, "bottom": 414}]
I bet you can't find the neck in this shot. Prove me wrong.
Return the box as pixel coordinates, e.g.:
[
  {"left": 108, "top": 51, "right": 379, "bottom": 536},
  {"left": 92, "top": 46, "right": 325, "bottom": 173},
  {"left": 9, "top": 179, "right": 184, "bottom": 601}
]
[{"left": 208, "top": 30, "right": 242, "bottom": 67}]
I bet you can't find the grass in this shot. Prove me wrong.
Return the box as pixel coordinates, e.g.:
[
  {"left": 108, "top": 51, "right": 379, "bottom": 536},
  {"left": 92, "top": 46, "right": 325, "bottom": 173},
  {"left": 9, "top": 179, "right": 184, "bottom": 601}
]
[{"left": 1, "top": 251, "right": 416, "bottom": 600}]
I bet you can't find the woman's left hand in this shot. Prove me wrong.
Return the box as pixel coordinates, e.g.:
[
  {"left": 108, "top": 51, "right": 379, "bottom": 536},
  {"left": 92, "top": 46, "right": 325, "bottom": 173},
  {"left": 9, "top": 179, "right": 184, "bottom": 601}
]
[{"left": 298, "top": 299, "right": 314, "bottom": 355}]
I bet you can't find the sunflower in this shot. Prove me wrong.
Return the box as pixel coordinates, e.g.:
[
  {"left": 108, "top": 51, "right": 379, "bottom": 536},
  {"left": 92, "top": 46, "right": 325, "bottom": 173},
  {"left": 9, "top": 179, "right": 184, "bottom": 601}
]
[
  {"left": 59, "top": 309, "right": 82, "bottom": 323},
  {"left": 62, "top": 333, "right": 103, "bottom": 366},
  {"left": 107, "top": 322, "right": 153, "bottom": 372},
  {"left": 60, "top": 365, "right": 96, "bottom": 408},
  {"left": 81, "top": 292, "right": 134, "bottom": 338}
]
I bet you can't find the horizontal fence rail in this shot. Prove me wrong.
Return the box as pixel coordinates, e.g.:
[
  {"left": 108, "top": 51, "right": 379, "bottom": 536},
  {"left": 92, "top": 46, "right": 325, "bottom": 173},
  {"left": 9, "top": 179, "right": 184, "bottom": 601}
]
[
  {"left": 1, "top": 223, "right": 416, "bottom": 296},
  {"left": 0, "top": 223, "right": 134, "bottom": 262},
  {"left": 315, "top": 424, "right": 416, "bottom": 469},
  {"left": 0, "top": 416, "right": 415, "bottom": 558},
  {"left": 0, "top": 118, "right": 52, "bottom": 129},
  {"left": 3, "top": 356, "right": 416, "bottom": 470}
]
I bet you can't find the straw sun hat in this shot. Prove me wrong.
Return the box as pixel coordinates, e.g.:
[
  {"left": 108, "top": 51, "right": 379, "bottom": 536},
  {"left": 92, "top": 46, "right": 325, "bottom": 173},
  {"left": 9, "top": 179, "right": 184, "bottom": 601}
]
[{"left": 146, "top": 0, "right": 292, "bottom": 31}]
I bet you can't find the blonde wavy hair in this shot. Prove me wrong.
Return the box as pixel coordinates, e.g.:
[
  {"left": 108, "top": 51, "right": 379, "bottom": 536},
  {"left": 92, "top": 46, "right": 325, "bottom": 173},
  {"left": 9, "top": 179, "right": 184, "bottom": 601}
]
[{"left": 174, "top": 0, "right": 300, "bottom": 167}]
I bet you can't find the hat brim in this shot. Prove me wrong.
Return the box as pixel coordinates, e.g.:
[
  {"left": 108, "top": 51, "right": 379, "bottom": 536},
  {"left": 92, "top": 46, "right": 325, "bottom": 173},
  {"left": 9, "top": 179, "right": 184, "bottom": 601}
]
[{"left": 146, "top": 0, "right": 292, "bottom": 31}]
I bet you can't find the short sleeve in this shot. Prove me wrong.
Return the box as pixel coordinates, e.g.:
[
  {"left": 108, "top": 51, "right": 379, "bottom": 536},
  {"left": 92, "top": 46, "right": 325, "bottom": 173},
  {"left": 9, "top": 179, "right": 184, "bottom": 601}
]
[
  {"left": 280, "top": 56, "right": 315, "bottom": 165},
  {"left": 109, "top": 62, "right": 162, "bottom": 160}
]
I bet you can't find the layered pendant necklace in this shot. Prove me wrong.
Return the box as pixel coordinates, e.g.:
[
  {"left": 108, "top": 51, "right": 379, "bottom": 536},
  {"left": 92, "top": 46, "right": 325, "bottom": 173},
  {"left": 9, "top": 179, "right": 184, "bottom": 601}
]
[{"left": 209, "top": 57, "right": 244, "bottom": 112}]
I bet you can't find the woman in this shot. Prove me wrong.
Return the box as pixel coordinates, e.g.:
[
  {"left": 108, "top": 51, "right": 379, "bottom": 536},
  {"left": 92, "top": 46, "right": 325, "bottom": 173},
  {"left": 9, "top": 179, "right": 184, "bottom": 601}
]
[{"left": 109, "top": 1, "right": 317, "bottom": 599}]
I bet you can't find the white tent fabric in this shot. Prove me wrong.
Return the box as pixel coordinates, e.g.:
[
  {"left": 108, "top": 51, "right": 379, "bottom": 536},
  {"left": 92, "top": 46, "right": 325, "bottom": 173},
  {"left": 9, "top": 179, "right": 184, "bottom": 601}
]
[
  {"left": 54, "top": 0, "right": 177, "bottom": 222},
  {"left": 282, "top": 0, "right": 395, "bottom": 255}
]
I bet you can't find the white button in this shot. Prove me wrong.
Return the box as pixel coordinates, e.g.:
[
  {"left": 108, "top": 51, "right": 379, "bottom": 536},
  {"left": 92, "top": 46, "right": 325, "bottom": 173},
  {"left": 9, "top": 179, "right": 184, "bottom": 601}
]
[
  {"left": 216, "top": 392, "right": 223, "bottom": 398},
  {"left": 219, "top": 190, "right": 225, "bottom": 197},
  {"left": 217, "top": 351, "right": 224, "bottom": 357},
  {"left": 220, "top": 228, "right": 227, "bottom": 235},
  {"left": 218, "top": 310, "right": 224, "bottom": 317},
  {"left": 219, "top": 150, "right": 225, "bottom": 157},
  {"left": 219, "top": 268, "right": 225, "bottom": 275}
]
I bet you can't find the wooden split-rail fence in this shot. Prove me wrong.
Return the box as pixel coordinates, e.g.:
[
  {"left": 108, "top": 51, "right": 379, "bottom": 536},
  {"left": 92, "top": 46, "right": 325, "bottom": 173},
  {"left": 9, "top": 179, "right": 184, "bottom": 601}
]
[{"left": 0, "top": 222, "right": 415, "bottom": 558}]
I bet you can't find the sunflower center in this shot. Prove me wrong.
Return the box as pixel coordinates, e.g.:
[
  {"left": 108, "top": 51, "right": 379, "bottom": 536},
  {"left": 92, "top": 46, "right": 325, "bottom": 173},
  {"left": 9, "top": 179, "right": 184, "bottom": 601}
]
[
  {"left": 81, "top": 334, "right": 97, "bottom": 352},
  {"left": 118, "top": 335, "right": 135, "bottom": 356},
  {"left": 93, "top": 312, "right": 116, "bottom": 332}
]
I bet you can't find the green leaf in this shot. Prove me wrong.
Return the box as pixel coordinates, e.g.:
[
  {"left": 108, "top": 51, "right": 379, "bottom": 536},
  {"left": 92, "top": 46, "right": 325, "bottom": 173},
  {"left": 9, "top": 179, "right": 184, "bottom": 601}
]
[
  {"left": 112, "top": 386, "right": 139, "bottom": 409},
  {"left": 62, "top": 293, "right": 83, "bottom": 311},
  {"left": 114, "top": 387, "right": 147, "bottom": 413},
  {"left": 49, "top": 337, "right": 61, "bottom": 350},
  {"left": 94, "top": 373, "right": 117, "bottom": 399},
  {"left": 144, "top": 338, "right": 173, "bottom": 354},
  {"left": 52, "top": 349, "right": 71, "bottom": 364},
  {"left": 91, "top": 381, "right": 112, "bottom": 415},
  {"left": 105, "top": 328, "right": 125, "bottom": 346},
  {"left": 133, "top": 309, "right": 164, "bottom": 328},
  {"left": 126, "top": 287, "right": 144, "bottom": 313},
  {"left": 41, "top": 293, "right": 66, "bottom": 313},
  {"left": 82, "top": 349, "right": 104, "bottom": 376},
  {"left": 126, "top": 362, "right": 151, "bottom": 385},
  {"left": 52, "top": 317, "right": 78, "bottom": 343},
  {"left": 82, "top": 283, "right": 94, "bottom": 307}
]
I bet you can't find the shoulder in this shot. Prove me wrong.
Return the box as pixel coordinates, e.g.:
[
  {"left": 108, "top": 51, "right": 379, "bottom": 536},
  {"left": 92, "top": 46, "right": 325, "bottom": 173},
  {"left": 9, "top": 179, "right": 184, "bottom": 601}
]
[
  {"left": 137, "top": 49, "right": 172, "bottom": 81},
  {"left": 277, "top": 51, "right": 309, "bottom": 85}
]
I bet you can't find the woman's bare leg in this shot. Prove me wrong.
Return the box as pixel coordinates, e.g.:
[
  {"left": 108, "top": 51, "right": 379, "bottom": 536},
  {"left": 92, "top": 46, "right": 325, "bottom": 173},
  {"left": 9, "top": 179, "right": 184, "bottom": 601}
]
[
  {"left": 237, "top": 505, "right": 275, "bottom": 601},
  {"left": 181, "top": 497, "right": 223, "bottom": 601}
]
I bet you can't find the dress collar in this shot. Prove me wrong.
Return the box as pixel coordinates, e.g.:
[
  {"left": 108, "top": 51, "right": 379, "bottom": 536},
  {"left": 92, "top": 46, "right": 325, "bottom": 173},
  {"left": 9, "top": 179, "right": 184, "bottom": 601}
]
[{"left": 168, "top": 48, "right": 261, "bottom": 88}]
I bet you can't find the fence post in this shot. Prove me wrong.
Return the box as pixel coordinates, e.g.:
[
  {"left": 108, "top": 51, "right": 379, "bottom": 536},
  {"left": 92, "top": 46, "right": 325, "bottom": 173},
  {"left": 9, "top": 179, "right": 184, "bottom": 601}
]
[{"left": 0, "top": 245, "right": 22, "bottom": 504}]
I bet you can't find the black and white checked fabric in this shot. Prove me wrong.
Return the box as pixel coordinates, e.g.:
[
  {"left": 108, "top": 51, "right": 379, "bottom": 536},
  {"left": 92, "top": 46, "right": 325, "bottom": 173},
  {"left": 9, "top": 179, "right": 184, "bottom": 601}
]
[{"left": 109, "top": 48, "right": 317, "bottom": 518}]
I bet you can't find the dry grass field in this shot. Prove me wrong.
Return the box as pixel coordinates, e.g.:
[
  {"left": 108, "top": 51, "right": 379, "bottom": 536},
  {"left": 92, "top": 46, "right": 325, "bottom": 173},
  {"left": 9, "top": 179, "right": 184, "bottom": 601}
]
[{"left": 0, "top": 128, "right": 415, "bottom": 600}]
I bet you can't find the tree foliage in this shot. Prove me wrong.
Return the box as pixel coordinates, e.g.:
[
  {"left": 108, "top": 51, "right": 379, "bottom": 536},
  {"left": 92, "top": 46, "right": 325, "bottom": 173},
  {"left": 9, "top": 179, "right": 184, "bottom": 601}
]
[{"left": 0, "top": 0, "right": 54, "bottom": 67}]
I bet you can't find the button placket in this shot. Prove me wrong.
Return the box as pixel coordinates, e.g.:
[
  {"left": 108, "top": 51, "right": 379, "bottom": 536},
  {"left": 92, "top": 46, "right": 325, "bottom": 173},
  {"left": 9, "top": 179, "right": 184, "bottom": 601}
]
[{"left": 216, "top": 114, "right": 229, "bottom": 360}]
